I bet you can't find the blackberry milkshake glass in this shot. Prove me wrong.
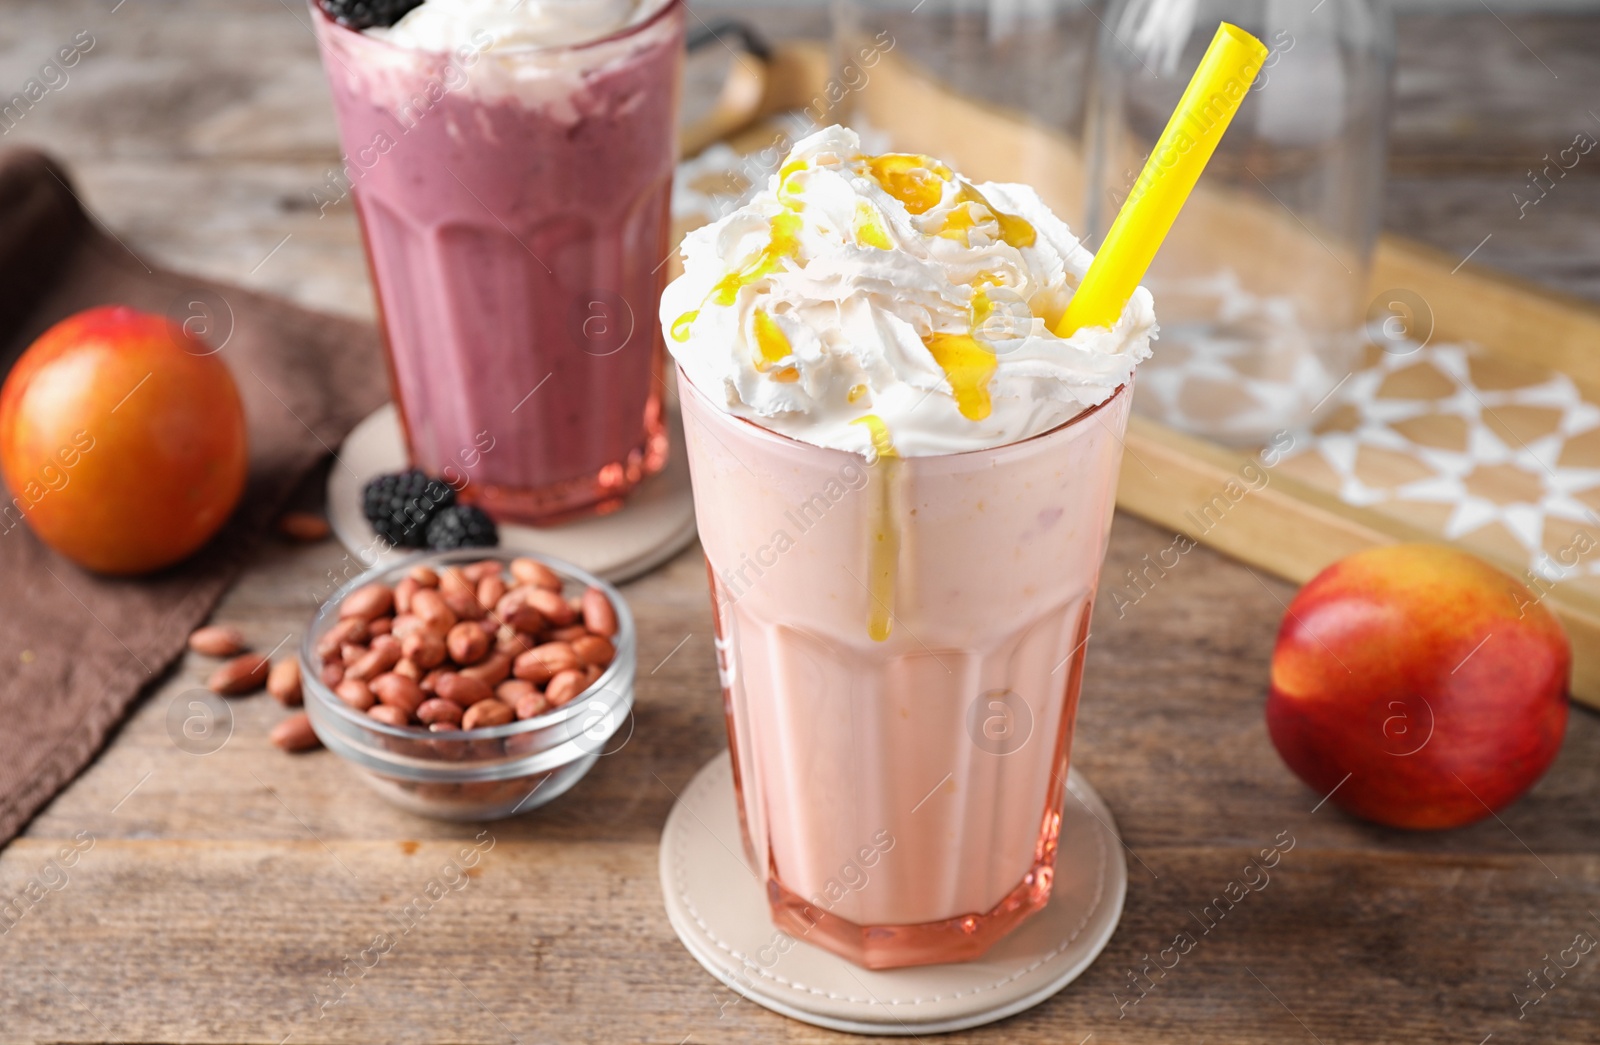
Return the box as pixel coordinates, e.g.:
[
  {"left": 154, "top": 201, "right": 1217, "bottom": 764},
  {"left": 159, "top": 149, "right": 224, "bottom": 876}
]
[{"left": 313, "top": 0, "right": 684, "bottom": 523}]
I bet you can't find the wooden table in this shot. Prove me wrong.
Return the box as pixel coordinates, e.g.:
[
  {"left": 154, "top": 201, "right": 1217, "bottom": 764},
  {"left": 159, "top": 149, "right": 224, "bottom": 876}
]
[{"left": 3, "top": 3, "right": 1598, "bottom": 1042}]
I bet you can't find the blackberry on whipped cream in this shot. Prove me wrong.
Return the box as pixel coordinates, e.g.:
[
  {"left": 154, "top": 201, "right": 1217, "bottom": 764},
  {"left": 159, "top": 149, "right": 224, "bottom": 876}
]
[
  {"left": 661, "top": 125, "right": 1157, "bottom": 460},
  {"left": 319, "top": 0, "right": 425, "bottom": 30}
]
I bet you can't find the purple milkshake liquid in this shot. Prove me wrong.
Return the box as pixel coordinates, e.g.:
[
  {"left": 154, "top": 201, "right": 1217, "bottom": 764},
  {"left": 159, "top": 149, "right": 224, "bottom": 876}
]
[{"left": 313, "top": 1, "right": 683, "bottom": 523}]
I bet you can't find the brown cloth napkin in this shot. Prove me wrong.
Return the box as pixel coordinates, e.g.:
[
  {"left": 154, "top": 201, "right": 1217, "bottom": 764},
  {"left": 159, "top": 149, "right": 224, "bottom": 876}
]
[{"left": 0, "top": 148, "right": 387, "bottom": 847}]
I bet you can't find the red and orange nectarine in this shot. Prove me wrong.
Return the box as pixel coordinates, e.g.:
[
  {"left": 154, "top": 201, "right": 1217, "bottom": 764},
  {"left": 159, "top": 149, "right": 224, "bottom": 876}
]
[{"left": 1266, "top": 544, "right": 1568, "bottom": 830}]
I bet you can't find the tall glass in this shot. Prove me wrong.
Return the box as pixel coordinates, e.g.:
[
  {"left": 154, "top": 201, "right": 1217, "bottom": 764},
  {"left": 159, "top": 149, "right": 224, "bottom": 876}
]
[
  {"left": 313, "top": 1, "right": 684, "bottom": 523},
  {"left": 679, "top": 372, "right": 1131, "bottom": 969}
]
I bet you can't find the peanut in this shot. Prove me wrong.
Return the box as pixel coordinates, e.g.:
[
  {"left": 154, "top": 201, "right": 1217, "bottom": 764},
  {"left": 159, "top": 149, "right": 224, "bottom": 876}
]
[
  {"left": 367, "top": 617, "right": 393, "bottom": 637},
  {"left": 394, "top": 576, "right": 419, "bottom": 615},
  {"left": 340, "top": 582, "right": 394, "bottom": 621},
  {"left": 545, "top": 669, "right": 588, "bottom": 708},
  {"left": 389, "top": 614, "right": 428, "bottom": 641},
  {"left": 461, "top": 699, "right": 514, "bottom": 730},
  {"left": 402, "top": 630, "right": 447, "bottom": 669},
  {"left": 435, "top": 672, "right": 493, "bottom": 708},
  {"left": 464, "top": 560, "right": 503, "bottom": 584},
  {"left": 439, "top": 566, "right": 474, "bottom": 599},
  {"left": 527, "top": 588, "right": 575, "bottom": 626},
  {"left": 582, "top": 587, "right": 618, "bottom": 638},
  {"left": 320, "top": 661, "right": 345, "bottom": 687},
  {"left": 571, "top": 634, "right": 615, "bottom": 668},
  {"left": 500, "top": 680, "right": 548, "bottom": 720},
  {"left": 513, "top": 642, "right": 578, "bottom": 684},
  {"left": 371, "top": 672, "right": 424, "bottom": 715},
  {"left": 316, "top": 617, "right": 368, "bottom": 659},
  {"left": 392, "top": 657, "right": 424, "bottom": 682},
  {"left": 443, "top": 588, "right": 485, "bottom": 622},
  {"left": 189, "top": 625, "right": 246, "bottom": 657},
  {"left": 447, "top": 621, "right": 490, "bottom": 665},
  {"left": 496, "top": 627, "right": 534, "bottom": 657},
  {"left": 409, "top": 564, "right": 439, "bottom": 587},
  {"left": 416, "top": 698, "right": 464, "bottom": 727},
  {"left": 411, "top": 589, "right": 456, "bottom": 632},
  {"left": 347, "top": 635, "right": 402, "bottom": 681},
  {"left": 336, "top": 679, "right": 375, "bottom": 711},
  {"left": 267, "top": 658, "right": 303, "bottom": 706},
  {"left": 477, "top": 574, "right": 507, "bottom": 612},
  {"left": 459, "top": 651, "right": 512, "bottom": 687},
  {"left": 271, "top": 712, "right": 320, "bottom": 752},
  {"left": 368, "top": 704, "right": 410, "bottom": 727},
  {"left": 507, "top": 605, "right": 546, "bottom": 635},
  {"left": 208, "top": 653, "right": 270, "bottom": 695},
  {"left": 511, "top": 557, "right": 562, "bottom": 591},
  {"left": 277, "top": 511, "right": 331, "bottom": 543}
]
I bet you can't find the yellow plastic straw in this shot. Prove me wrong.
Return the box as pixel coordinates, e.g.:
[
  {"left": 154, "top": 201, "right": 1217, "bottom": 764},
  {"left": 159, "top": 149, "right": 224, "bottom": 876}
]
[{"left": 1056, "top": 23, "right": 1268, "bottom": 336}]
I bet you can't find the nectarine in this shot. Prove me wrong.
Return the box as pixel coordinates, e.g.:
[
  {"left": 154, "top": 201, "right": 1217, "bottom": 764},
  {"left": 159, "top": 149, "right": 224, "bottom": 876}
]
[
  {"left": 1266, "top": 544, "right": 1568, "bottom": 829},
  {"left": 0, "top": 305, "right": 249, "bottom": 574}
]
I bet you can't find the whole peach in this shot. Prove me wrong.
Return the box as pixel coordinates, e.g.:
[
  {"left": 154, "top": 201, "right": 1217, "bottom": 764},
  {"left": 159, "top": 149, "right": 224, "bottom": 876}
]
[
  {"left": 1266, "top": 544, "right": 1568, "bottom": 829},
  {"left": 0, "top": 305, "right": 248, "bottom": 574}
]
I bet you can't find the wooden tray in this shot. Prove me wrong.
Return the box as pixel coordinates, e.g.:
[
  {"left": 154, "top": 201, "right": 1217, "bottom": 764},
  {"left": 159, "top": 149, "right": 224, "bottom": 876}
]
[{"left": 680, "top": 42, "right": 1600, "bottom": 709}]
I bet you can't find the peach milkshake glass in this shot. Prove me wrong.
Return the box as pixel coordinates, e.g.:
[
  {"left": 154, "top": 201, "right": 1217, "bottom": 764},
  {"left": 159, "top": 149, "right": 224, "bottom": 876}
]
[
  {"left": 663, "top": 126, "right": 1156, "bottom": 969},
  {"left": 313, "top": 0, "right": 683, "bottom": 523}
]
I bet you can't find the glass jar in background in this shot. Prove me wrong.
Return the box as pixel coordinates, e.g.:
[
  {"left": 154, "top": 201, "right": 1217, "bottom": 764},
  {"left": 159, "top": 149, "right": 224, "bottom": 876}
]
[
  {"left": 831, "top": 0, "right": 1104, "bottom": 228},
  {"left": 1085, "top": 0, "right": 1395, "bottom": 446}
]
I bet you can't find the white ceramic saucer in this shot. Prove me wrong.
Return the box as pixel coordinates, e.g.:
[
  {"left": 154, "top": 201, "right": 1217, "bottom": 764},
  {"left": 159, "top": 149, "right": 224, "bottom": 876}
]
[
  {"left": 659, "top": 751, "right": 1128, "bottom": 1036},
  {"left": 327, "top": 402, "right": 698, "bottom": 584}
]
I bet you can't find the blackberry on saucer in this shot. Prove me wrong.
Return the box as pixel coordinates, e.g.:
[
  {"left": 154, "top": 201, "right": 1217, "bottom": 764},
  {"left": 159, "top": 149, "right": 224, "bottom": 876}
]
[
  {"left": 318, "top": 0, "right": 425, "bottom": 30},
  {"left": 425, "top": 505, "right": 499, "bottom": 550},
  {"left": 362, "top": 469, "right": 455, "bottom": 548}
]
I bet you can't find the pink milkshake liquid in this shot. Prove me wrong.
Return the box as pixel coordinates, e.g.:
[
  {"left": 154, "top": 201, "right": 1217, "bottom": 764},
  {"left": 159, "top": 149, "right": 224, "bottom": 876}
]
[
  {"left": 680, "top": 373, "right": 1132, "bottom": 969},
  {"left": 313, "top": 1, "right": 683, "bottom": 523}
]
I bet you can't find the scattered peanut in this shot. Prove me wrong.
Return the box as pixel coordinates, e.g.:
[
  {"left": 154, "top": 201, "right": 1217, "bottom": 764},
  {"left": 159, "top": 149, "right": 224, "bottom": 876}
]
[
  {"left": 189, "top": 625, "right": 247, "bottom": 658},
  {"left": 271, "top": 712, "right": 320, "bottom": 752},
  {"left": 267, "top": 658, "right": 303, "bottom": 706},
  {"left": 277, "top": 511, "right": 331, "bottom": 542},
  {"left": 208, "top": 653, "right": 270, "bottom": 695}
]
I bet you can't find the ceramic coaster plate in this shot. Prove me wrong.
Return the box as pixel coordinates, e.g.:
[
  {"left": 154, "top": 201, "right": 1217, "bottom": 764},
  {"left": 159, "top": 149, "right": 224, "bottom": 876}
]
[
  {"left": 328, "top": 402, "right": 698, "bottom": 584},
  {"left": 659, "top": 751, "right": 1128, "bottom": 1036}
]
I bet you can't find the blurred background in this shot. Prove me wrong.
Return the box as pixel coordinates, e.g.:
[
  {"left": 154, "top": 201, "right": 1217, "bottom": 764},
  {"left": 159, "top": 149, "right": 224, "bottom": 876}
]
[{"left": 4, "top": 0, "right": 1596, "bottom": 323}]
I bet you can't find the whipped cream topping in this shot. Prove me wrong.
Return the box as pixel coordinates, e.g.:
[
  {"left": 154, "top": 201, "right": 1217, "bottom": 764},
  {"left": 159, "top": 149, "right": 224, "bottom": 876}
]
[
  {"left": 662, "top": 126, "right": 1157, "bottom": 460},
  {"left": 371, "top": 0, "right": 649, "bottom": 51}
]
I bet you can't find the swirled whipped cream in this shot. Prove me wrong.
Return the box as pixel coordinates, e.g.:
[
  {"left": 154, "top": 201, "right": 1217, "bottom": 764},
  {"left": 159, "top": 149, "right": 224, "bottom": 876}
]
[
  {"left": 371, "top": 0, "right": 649, "bottom": 51},
  {"left": 662, "top": 125, "right": 1157, "bottom": 460}
]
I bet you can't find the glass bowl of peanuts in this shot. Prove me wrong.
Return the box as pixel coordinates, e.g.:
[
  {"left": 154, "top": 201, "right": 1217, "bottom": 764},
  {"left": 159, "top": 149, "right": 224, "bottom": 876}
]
[{"left": 300, "top": 549, "right": 635, "bottom": 821}]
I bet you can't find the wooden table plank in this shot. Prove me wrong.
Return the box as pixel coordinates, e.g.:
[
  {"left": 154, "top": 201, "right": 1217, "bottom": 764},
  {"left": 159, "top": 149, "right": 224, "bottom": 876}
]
[{"left": 1, "top": 2, "right": 1598, "bottom": 1042}]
